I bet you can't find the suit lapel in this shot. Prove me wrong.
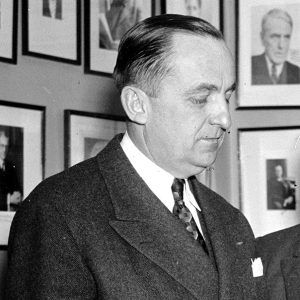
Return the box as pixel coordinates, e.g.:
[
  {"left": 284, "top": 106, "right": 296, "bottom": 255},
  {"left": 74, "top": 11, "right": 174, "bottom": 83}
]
[
  {"left": 189, "top": 177, "right": 259, "bottom": 300},
  {"left": 96, "top": 136, "right": 218, "bottom": 300}
]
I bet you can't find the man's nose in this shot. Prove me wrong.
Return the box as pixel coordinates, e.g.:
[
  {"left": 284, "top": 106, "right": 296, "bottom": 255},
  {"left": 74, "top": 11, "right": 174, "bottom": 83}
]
[
  {"left": 278, "top": 37, "right": 285, "bottom": 49},
  {"left": 208, "top": 97, "right": 232, "bottom": 130}
]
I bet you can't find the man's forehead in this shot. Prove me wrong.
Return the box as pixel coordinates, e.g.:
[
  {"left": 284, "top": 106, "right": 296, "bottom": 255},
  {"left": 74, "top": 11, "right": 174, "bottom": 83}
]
[
  {"left": 265, "top": 16, "right": 292, "bottom": 29},
  {"left": 170, "top": 33, "right": 233, "bottom": 72},
  {"left": 171, "top": 32, "right": 228, "bottom": 58}
]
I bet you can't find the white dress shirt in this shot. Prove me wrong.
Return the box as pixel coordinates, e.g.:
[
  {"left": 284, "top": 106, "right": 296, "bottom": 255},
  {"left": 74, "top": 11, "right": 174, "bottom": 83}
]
[
  {"left": 120, "top": 132, "right": 204, "bottom": 235},
  {"left": 265, "top": 54, "right": 284, "bottom": 78}
]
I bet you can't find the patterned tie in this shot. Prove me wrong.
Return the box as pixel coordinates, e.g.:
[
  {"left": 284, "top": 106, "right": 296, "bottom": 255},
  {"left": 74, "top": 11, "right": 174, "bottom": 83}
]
[
  {"left": 271, "top": 63, "right": 278, "bottom": 84},
  {"left": 172, "top": 178, "right": 208, "bottom": 253}
]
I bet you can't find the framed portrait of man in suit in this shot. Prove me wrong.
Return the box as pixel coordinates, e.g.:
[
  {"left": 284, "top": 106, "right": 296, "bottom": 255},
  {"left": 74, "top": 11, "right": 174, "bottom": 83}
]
[
  {"left": 162, "top": 0, "right": 222, "bottom": 31},
  {"left": 237, "top": 0, "right": 300, "bottom": 107},
  {"left": 0, "top": 101, "right": 45, "bottom": 246},
  {"left": 239, "top": 127, "right": 300, "bottom": 237},
  {"left": 64, "top": 110, "right": 126, "bottom": 168},
  {"left": 85, "top": 0, "right": 156, "bottom": 76},
  {"left": 23, "top": 0, "right": 81, "bottom": 64}
]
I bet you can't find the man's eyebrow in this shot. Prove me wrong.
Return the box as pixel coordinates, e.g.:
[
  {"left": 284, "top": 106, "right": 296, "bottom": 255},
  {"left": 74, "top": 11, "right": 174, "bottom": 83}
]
[
  {"left": 184, "top": 83, "right": 218, "bottom": 96},
  {"left": 184, "top": 82, "right": 236, "bottom": 95}
]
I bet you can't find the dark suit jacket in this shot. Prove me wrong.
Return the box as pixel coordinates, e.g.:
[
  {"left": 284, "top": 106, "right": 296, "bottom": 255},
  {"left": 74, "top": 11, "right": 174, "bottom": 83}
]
[
  {"left": 256, "top": 225, "right": 300, "bottom": 300},
  {"left": 6, "top": 135, "right": 265, "bottom": 299},
  {"left": 252, "top": 54, "right": 300, "bottom": 85}
]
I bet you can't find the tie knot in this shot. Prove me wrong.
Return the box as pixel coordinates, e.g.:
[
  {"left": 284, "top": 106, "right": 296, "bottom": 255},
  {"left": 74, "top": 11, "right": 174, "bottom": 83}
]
[{"left": 171, "top": 178, "right": 185, "bottom": 201}]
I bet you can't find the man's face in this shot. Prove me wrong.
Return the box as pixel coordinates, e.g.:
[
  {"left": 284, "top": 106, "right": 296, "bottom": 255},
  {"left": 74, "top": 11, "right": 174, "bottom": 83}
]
[
  {"left": 275, "top": 165, "right": 283, "bottom": 178},
  {"left": 143, "top": 34, "right": 235, "bottom": 178},
  {"left": 261, "top": 16, "right": 292, "bottom": 65},
  {"left": 0, "top": 135, "right": 9, "bottom": 161},
  {"left": 185, "top": 0, "right": 201, "bottom": 18}
]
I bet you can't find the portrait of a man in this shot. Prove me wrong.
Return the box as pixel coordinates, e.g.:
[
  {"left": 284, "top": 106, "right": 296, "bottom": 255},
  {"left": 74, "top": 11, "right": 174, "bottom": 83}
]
[
  {"left": 43, "top": 0, "right": 63, "bottom": 20},
  {"left": 184, "top": 0, "right": 202, "bottom": 18},
  {"left": 0, "top": 127, "right": 23, "bottom": 212},
  {"left": 99, "top": 0, "right": 143, "bottom": 50},
  {"left": 266, "top": 159, "right": 296, "bottom": 210},
  {"left": 252, "top": 8, "right": 300, "bottom": 85}
]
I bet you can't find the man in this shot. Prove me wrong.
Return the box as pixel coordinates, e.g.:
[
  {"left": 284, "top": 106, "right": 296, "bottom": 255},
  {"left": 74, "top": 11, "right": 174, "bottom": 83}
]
[
  {"left": 256, "top": 224, "right": 300, "bottom": 300},
  {"left": 6, "top": 15, "right": 264, "bottom": 299},
  {"left": 99, "top": 0, "right": 142, "bottom": 50},
  {"left": 185, "top": 0, "right": 202, "bottom": 18},
  {"left": 267, "top": 164, "right": 295, "bottom": 210},
  {"left": 252, "top": 8, "right": 300, "bottom": 85},
  {"left": 0, "top": 131, "right": 22, "bottom": 211},
  {"left": 43, "top": 0, "right": 62, "bottom": 20}
]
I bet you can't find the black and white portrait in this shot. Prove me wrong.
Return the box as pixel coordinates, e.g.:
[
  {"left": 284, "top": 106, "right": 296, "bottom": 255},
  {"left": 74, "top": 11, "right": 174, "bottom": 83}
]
[
  {"left": 43, "top": 0, "right": 63, "bottom": 20},
  {"left": 0, "top": 126, "right": 23, "bottom": 212},
  {"left": 266, "top": 159, "right": 296, "bottom": 210},
  {"left": 251, "top": 6, "right": 300, "bottom": 85},
  {"left": 98, "top": 0, "right": 147, "bottom": 50}
]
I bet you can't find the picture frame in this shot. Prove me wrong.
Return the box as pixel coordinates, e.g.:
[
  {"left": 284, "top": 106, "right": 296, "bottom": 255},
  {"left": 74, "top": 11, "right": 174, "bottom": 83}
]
[
  {"left": 0, "top": 100, "right": 45, "bottom": 245},
  {"left": 238, "top": 126, "right": 300, "bottom": 237},
  {"left": 84, "top": 0, "right": 156, "bottom": 76},
  {"left": 64, "top": 110, "right": 126, "bottom": 168},
  {"left": 23, "top": 0, "right": 81, "bottom": 64},
  {"left": 237, "top": 0, "right": 300, "bottom": 107},
  {"left": 0, "top": 0, "right": 18, "bottom": 64},
  {"left": 162, "top": 0, "right": 222, "bottom": 31}
]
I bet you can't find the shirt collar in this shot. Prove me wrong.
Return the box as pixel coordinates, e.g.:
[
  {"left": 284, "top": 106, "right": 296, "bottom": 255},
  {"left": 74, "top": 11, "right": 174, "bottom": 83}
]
[
  {"left": 120, "top": 132, "right": 200, "bottom": 212},
  {"left": 265, "top": 54, "right": 284, "bottom": 77}
]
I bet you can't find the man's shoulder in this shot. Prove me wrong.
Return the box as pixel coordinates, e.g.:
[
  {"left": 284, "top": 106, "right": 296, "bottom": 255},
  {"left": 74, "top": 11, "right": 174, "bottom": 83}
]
[
  {"left": 257, "top": 224, "right": 300, "bottom": 245},
  {"left": 20, "top": 156, "right": 105, "bottom": 211},
  {"left": 286, "top": 60, "right": 300, "bottom": 72},
  {"left": 251, "top": 54, "right": 265, "bottom": 63}
]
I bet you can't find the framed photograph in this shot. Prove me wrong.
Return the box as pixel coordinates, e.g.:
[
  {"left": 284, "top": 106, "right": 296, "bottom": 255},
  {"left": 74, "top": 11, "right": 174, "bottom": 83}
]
[
  {"left": 0, "top": 0, "right": 18, "bottom": 64},
  {"left": 85, "top": 0, "right": 155, "bottom": 76},
  {"left": 237, "top": 0, "right": 300, "bottom": 107},
  {"left": 162, "top": 0, "right": 222, "bottom": 30},
  {"left": 23, "top": 0, "right": 81, "bottom": 64},
  {"left": 64, "top": 110, "right": 126, "bottom": 168},
  {"left": 239, "top": 127, "right": 300, "bottom": 237},
  {"left": 0, "top": 100, "right": 45, "bottom": 245}
]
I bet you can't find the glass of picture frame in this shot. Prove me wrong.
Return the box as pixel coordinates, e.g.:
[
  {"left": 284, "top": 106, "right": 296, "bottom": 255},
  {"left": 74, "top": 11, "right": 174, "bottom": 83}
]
[
  {"left": 64, "top": 110, "right": 126, "bottom": 168},
  {"left": 239, "top": 126, "right": 300, "bottom": 237},
  {"left": 0, "top": 100, "right": 45, "bottom": 245},
  {"left": 84, "top": 0, "right": 156, "bottom": 76},
  {"left": 23, "top": 0, "right": 81, "bottom": 64},
  {"left": 237, "top": 0, "right": 300, "bottom": 107},
  {"left": 162, "top": 0, "right": 222, "bottom": 30},
  {"left": 0, "top": 0, "right": 18, "bottom": 64}
]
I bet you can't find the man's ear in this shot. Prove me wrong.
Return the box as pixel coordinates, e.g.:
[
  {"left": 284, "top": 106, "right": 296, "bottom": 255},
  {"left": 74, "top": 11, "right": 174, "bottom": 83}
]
[{"left": 120, "top": 86, "right": 149, "bottom": 124}]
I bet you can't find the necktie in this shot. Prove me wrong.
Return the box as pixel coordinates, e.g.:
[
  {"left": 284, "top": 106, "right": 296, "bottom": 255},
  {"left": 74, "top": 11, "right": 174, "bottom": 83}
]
[
  {"left": 271, "top": 63, "right": 278, "bottom": 84},
  {"left": 172, "top": 178, "right": 208, "bottom": 253}
]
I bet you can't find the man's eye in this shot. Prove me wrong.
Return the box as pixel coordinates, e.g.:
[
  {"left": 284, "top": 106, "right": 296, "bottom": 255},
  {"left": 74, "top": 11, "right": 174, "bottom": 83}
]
[{"left": 190, "top": 97, "right": 207, "bottom": 104}]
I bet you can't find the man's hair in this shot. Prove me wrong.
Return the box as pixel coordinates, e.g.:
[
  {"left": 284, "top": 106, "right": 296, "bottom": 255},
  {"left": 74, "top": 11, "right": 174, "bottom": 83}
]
[
  {"left": 113, "top": 14, "right": 223, "bottom": 97},
  {"left": 261, "top": 8, "right": 293, "bottom": 34}
]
